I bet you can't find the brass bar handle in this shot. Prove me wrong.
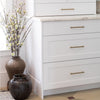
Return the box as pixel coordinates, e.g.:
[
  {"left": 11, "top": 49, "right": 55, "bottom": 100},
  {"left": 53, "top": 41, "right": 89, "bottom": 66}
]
[
  {"left": 70, "top": 45, "right": 85, "bottom": 49},
  {"left": 70, "top": 71, "right": 85, "bottom": 75},
  {"left": 61, "top": 8, "right": 75, "bottom": 10},
  {"left": 70, "top": 26, "right": 85, "bottom": 29}
]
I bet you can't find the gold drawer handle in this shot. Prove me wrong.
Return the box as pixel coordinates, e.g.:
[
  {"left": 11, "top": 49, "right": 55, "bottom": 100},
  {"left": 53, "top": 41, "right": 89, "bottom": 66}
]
[
  {"left": 70, "top": 26, "right": 85, "bottom": 29},
  {"left": 70, "top": 71, "right": 85, "bottom": 75},
  {"left": 70, "top": 45, "right": 85, "bottom": 48},
  {"left": 61, "top": 8, "right": 75, "bottom": 10}
]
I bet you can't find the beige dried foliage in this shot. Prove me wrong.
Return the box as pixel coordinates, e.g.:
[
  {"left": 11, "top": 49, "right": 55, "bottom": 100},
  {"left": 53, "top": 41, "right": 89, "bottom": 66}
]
[{"left": 0, "top": 1, "right": 32, "bottom": 56}]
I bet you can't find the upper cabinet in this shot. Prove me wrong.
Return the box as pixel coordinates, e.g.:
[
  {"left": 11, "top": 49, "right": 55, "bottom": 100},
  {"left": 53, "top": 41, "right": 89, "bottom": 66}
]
[
  {"left": 35, "top": 0, "right": 66, "bottom": 3},
  {"left": 35, "top": 0, "right": 96, "bottom": 3},
  {"left": 35, "top": 3, "right": 96, "bottom": 16},
  {"left": 26, "top": 0, "right": 96, "bottom": 16}
]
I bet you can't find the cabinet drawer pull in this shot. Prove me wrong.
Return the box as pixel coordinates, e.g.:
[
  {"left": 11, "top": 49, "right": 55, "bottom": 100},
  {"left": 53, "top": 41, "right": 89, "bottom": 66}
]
[
  {"left": 70, "top": 71, "right": 85, "bottom": 75},
  {"left": 61, "top": 8, "right": 75, "bottom": 10},
  {"left": 70, "top": 45, "right": 85, "bottom": 48},
  {"left": 70, "top": 26, "right": 85, "bottom": 29}
]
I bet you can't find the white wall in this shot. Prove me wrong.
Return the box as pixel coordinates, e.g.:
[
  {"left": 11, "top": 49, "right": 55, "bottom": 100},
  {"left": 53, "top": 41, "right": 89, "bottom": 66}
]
[{"left": 0, "top": 51, "right": 11, "bottom": 91}]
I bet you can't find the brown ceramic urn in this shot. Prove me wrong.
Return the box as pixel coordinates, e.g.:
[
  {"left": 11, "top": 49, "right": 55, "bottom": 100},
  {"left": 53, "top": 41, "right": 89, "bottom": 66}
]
[{"left": 6, "top": 56, "right": 25, "bottom": 80}]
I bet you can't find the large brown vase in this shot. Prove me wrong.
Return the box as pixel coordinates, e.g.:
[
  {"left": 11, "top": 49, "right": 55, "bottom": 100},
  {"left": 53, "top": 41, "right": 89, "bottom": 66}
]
[
  {"left": 6, "top": 56, "right": 25, "bottom": 80},
  {"left": 9, "top": 74, "right": 32, "bottom": 100}
]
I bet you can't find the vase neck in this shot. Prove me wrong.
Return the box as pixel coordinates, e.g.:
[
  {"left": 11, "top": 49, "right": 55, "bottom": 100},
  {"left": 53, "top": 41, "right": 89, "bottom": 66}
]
[
  {"left": 16, "top": 49, "right": 20, "bottom": 57},
  {"left": 12, "top": 56, "right": 20, "bottom": 59},
  {"left": 13, "top": 74, "right": 27, "bottom": 81}
]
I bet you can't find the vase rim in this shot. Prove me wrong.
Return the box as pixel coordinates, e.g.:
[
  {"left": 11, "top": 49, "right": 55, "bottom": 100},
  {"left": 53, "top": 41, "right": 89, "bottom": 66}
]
[
  {"left": 13, "top": 74, "right": 26, "bottom": 79},
  {"left": 12, "top": 56, "right": 20, "bottom": 58}
]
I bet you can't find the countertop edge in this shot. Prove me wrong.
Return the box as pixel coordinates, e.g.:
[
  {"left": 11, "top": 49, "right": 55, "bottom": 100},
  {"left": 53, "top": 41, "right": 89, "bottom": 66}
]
[{"left": 33, "top": 14, "right": 100, "bottom": 22}]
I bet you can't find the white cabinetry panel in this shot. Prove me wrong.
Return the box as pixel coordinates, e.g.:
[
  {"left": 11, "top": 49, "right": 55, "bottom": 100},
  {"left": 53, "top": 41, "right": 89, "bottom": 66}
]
[
  {"left": 35, "top": 3, "right": 96, "bottom": 16},
  {"left": 35, "top": 0, "right": 66, "bottom": 3},
  {"left": 36, "top": 0, "right": 95, "bottom": 3},
  {"left": 43, "top": 20, "right": 100, "bottom": 36},
  {"left": 43, "top": 58, "right": 100, "bottom": 90},
  {"left": 26, "top": 0, "right": 96, "bottom": 16},
  {"left": 43, "top": 33, "right": 100, "bottom": 62}
]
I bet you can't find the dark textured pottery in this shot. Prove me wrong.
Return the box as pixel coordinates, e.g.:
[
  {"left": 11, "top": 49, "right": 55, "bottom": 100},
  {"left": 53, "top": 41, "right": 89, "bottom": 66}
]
[
  {"left": 9, "top": 74, "right": 32, "bottom": 100},
  {"left": 5, "top": 56, "right": 25, "bottom": 79}
]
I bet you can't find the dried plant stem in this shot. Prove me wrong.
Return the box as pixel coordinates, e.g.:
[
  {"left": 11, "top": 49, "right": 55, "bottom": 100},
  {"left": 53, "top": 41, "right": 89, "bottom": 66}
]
[{"left": 20, "top": 22, "right": 32, "bottom": 41}]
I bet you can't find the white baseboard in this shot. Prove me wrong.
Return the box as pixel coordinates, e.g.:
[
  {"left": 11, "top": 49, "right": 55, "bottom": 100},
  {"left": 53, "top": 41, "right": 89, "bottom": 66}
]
[
  {"left": 28, "top": 73, "right": 100, "bottom": 98},
  {"left": 28, "top": 73, "right": 43, "bottom": 99},
  {"left": 44, "top": 82, "right": 100, "bottom": 96},
  {"left": 0, "top": 72, "right": 9, "bottom": 91}
]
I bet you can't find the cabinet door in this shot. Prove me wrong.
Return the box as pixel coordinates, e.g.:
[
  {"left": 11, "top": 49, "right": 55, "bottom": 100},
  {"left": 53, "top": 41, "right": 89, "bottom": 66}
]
[{"left": 43, "top": 33, "right": 100, "bottom": 63}]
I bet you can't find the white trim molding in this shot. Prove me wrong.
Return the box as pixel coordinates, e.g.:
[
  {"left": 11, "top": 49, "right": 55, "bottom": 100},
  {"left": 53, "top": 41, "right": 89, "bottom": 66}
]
[
  {"left": 28, "top": 73, "right": 43, "bottom": 99},
  {"left": 0, "top": 72, "right": 9, "bottom": 91},
  {"left": 0, "top": 51, "right": 11, "bottom": 90},
  {"left": 0, "top": 50, "right": 11, "bottom": 57}
]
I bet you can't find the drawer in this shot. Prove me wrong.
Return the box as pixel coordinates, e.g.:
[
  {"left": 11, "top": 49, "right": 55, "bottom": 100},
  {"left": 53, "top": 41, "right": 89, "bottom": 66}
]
[
  {"left": 43, "top": 58, "right": 100, "bottom": 90},
  {"left": 43, "top": 20, "right": 100, "bottom": 36},
  {"left": 43, "top": 33, "right": 100, "bottom": 63},
  {"left": 35, "top": 0, "right": 95, "bottom": 4},
  {"left": 35, "top": 0, "right": 66, "bottom": 3},
  {"left": 35, "top": 3, "right": 96, "bottom": 16}
]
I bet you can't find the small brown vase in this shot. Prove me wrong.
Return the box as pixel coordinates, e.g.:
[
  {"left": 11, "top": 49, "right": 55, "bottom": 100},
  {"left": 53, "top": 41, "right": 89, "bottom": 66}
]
[{"left": 6, "top": 56, "right": 25, "bottom": 80}]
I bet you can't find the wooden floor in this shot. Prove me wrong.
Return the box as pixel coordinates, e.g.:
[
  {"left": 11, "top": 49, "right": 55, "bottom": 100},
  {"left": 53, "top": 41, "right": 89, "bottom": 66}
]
[{"left": 0, "top": 88, "right": 100, "bottom": 100}]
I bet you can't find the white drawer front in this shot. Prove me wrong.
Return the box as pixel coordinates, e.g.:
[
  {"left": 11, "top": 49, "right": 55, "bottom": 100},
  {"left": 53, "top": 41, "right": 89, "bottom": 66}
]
[
  {"left": 43, "top": 58, "right": 100, "bottom": 90},
  {"left": 36, "top": 0, "right": 95, "bottom": 3},
  {"left": 35, "top": 3, "right": 96, "bottom": 16},
  {"left": 43, "top": 20, "right": 100, "bottom": 36},
  {"left": 43, "top": 33, "right": 100, "bottom": 63},
  {"left": 35, "top": 0, "right": 66, "bottom": 3}
]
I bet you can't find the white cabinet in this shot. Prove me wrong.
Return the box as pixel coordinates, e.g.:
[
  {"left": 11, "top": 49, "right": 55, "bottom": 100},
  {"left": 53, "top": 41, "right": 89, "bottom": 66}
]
[
  {"left": 35, "top": 3, "right": 96, "bottom": 16},
  {"left": 36, "top": 0, "right": 96, "bottom": 3},
  {"left": 26, "top": 0, "right": 96, "bottom": 16},
  {"left": 26, "top": 0, "right": 98, "bottom": 98},
  {"left": 26, "top": 16, "right": 100, "bottom": 99}
]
